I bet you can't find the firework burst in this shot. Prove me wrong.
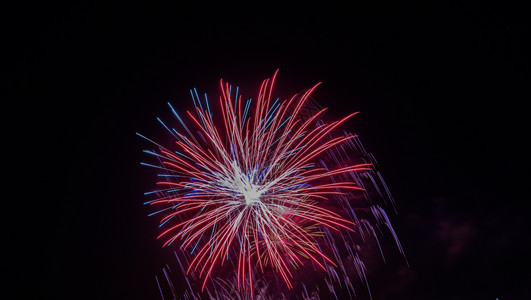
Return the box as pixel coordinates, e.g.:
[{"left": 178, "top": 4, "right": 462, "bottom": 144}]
[{"left": 139, "top": 70, "right": 404, "bottom": 298}]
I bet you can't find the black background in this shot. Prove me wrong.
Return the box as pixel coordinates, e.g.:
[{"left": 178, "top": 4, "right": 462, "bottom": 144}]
[{"left": 8, "top": 1, "right": 529, "bottom": 299}]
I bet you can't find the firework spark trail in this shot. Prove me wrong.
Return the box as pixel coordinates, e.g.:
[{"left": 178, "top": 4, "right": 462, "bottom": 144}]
[{"left": 139, "top": 70, "right": 405, "bottom": 299}]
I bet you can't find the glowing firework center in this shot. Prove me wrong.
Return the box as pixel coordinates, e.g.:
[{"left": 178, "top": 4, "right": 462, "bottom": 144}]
[{"left": 224, "top": 161, "right": 265, "bottom": 207}]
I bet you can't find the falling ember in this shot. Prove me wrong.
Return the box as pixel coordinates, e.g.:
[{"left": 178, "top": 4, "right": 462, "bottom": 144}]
[{"left": 139, "top": 70, "right": 406, "bottom": 299}]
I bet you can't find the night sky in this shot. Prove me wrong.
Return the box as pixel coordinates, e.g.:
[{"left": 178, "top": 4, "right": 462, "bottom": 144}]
[{"left": 9, "top": 1, "right": 529, "bottom": 299}]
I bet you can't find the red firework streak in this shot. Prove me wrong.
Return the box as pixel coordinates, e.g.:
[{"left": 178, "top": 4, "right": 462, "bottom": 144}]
[{"left": 139, "top": 70, "right": 373, "bottom": 296}]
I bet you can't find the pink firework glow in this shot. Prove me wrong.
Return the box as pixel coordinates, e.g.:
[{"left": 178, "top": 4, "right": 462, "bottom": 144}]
[{"left": 139, "top": 70, "right": 405, "bottom": 298}]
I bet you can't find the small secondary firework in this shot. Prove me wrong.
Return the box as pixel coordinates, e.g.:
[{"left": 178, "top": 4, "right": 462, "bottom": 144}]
[{"left": 139, "top": 70, "right": 405, "bottom": 299}]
